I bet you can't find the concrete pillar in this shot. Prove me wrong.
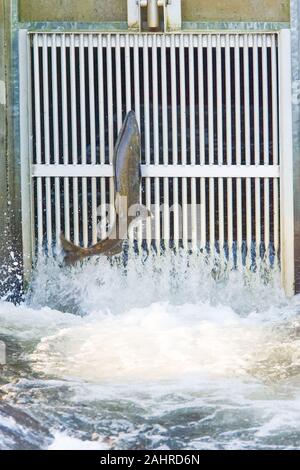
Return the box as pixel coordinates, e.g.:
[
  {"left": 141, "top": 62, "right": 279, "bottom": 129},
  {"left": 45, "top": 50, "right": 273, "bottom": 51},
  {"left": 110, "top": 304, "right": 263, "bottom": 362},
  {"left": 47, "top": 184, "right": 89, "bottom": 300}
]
[
  {"left": 0, "top": 1, "right": 22, "bottom": 302},
  {"left": 291, "top": 0, "right": 300, "bottom": 293}
]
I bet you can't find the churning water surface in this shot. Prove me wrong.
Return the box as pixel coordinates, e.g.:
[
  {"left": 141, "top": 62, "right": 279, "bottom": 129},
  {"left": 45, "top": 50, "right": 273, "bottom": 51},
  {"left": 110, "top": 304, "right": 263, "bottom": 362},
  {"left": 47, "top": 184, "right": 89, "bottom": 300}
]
[{"left": 1, "top": 253, "right": 300, "bottom": 450}]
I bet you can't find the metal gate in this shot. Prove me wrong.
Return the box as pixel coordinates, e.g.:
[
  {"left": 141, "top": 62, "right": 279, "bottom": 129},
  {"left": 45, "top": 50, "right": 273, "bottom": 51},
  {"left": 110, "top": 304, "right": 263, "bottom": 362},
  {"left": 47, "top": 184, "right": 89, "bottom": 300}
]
[{"left": 19, "top": 30, "right": 294, "bottom": 294}]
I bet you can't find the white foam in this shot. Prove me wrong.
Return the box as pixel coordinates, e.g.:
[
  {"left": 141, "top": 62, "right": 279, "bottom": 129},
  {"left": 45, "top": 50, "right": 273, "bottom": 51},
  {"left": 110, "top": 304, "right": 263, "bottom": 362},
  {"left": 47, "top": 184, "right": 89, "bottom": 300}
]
[
  {"left": 48, "top": 432, "right": 110, "bottom": 450},
  {"left": 0, "top": 253, "right": 298, "bottom": 384}
]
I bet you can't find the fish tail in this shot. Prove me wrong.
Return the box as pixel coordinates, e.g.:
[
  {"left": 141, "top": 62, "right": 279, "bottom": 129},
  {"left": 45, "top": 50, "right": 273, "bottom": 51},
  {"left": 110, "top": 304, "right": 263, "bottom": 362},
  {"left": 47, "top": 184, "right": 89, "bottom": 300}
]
[{"left": 60, "top": 234, "right": 90, "bottom": 265}]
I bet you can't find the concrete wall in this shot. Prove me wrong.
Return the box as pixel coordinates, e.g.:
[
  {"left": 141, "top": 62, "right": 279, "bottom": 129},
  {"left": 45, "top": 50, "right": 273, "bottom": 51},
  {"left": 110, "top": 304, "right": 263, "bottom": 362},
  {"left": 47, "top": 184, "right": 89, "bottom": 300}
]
[
  {"left": 0, "top": 0, "right": 8, "bottom": 236},
  {"left": 19, "top": 0, "right": 127, "bottom": 22},
  {"left": 182, "top": 0, "right": 290, "bottom": 23},
  {"left": 19, "top": 0, "right": 290, "bottom": 23}
]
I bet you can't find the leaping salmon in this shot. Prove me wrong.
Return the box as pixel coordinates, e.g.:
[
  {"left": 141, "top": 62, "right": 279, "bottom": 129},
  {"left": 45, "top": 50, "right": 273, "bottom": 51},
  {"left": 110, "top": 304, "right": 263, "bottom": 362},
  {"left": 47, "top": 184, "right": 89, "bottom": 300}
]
[{"left": 60, "top": 111, "right": 150, "bottom": 264}]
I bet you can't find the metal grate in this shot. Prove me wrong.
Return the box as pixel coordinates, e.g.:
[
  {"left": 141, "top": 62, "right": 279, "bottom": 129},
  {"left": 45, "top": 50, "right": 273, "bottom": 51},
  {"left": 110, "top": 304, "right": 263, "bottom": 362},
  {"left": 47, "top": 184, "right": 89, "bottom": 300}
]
[{"left": 18, "top": 31, "right": 294, "bottom": 292}]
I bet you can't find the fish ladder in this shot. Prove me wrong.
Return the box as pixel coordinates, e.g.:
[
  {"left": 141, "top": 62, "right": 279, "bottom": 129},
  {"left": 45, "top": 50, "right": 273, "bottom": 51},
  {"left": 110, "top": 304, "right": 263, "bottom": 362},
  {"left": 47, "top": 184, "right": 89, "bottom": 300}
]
[{"left": 18, "top": 31, "right": 294, "bottom": 294}]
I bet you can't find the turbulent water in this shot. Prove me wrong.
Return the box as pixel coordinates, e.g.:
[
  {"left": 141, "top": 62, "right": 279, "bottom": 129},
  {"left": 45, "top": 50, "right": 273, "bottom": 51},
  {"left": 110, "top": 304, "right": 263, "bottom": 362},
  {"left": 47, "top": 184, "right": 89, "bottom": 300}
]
[{"left": 1, "top": 252, "right": 300, "bottom": 450}]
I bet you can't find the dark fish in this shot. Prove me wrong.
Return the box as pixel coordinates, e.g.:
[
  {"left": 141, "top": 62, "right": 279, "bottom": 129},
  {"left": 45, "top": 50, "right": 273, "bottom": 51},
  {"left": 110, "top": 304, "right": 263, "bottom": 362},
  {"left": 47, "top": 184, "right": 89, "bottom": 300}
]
[{"left": 61, "top": 111, "right": 150, "bottom": 264}]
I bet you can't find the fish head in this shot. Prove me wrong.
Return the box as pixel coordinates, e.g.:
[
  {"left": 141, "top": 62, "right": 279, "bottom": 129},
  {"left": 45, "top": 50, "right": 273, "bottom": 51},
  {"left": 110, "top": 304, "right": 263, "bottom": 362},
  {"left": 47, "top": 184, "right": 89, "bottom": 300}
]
[{"left": 114, "top": 111, "right": 141, "bottom": 212}]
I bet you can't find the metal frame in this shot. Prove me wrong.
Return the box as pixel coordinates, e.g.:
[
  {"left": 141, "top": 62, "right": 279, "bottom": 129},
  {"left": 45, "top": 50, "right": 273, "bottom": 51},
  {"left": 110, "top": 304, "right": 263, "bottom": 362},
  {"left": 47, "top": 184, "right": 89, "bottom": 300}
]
[
  {"left": 18, "top": 28, "right": 295, "bottom": 296},
  {"left": 32, "top": 165, "right": 280, "bottom": 179},
  {"left": 19, "top": 30, "right": 34, "bottom": 279},
  {"left": 279, "top": 29, "right": 295, "bottom": 297}
]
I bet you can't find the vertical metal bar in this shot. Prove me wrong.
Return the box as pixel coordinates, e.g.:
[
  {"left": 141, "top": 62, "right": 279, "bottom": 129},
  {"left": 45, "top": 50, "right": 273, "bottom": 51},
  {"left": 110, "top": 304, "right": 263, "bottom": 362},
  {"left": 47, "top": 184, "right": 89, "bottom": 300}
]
[
  {"left": 173, "top": 178, "right": 179, "bottom": 251},
  {"left": 51, "top": 34, "right": 61, "bottom": 248},
  {"left": 246, "top": 177, "right": 252, "bottom": 266},
  {"left": 264, "top": 177, "right": 270, "bottom": 263},
  {"left": 236, "top": 178, "right": 242, "bottom": 264},
  {"left": 98, "top": 35, "right": 106, "bottom": 243},
  {"left": 272, "top": 35, "right": 279, "bottom": 167},
  {"left": 171, "top": 34, "right": 178, "bottom": 165},
  {"left": 207, "top": 34, "right": 214, "bottom": 165},
  {"left": 115, "top": 34, "right": 123, "bottom": 131},
  {"left": 28, "top": 32, "right": 35, "bottom": 261},
  {"left": 198, "top": 37, "right": 206, "bottom": 250},
  {"left": 33, "top": 34, "right": 43, "bottom": 250},
  {"left": 152, "top": 35, "right": 160, "bottom": 251},
  {"left": 216, "top": 34, "right": 223, "bottom": 166},
  {"left": 244, "top": 35, "right": 251, "bottom": 166},
  {"left": 182, "top": 177, "right": 188, "bottom": 250},
  {"left": 225, "top": 34, "right": 232, "bottom": 166},
  {"left": 273, "top": 178, "right": 279, "bottom": 261},
  {"left": 244, "top": 35, "right": 252, "bottom": 265},
  {"left": 216, "top": 35, "right": 224, "bottom": 256},
  {"left": 225, "top": 34, "right": 233, "bottom": 262},
  {"left": 97, "top": 34, "right": 106, "bottom": 242},
  {"left": 262, "top": 35, "right": 270, "bottom": 262},
  {"left": 107, "top": 34, "right": 114, "bottom": 163},
  {"left": 70, "top": 34, "right": 79, "bottom": 245},
  {"left": 200, "top": 177, "right": 206, "bottom": 250},
  {"left": 163, "top": 179, "right": 170, "bottom": 249},
  {"left": 207, "top": 35, "right": 214, "bottom": 253},
  {"left": 154, "top": 177, "right": 160, "bottom": 252},
  {"left": 19, "top": 30, "right": 33, "bottom": 277},
  {"left": 253, "top": 34, "right": 261, "bottom": 261},
  {"left": 162, "top": 35, "right": 169, "bottom": 163},
  {"left": 253, "top": 34, "right": 260, "bottom": 166},
  {"left": 227, "top": 178, "right": 233, "bottom": 262},
  {"left": 134, "top": 34, "right": 141, "bottom": 125},
  {"left": 198, "top": 35, "right": 205, "bottom": 165},
  {"left": 189, "top": 35, "right": 197, "bottom": 249},
  {"left": 100, "top": 177, "right": 106, "bottom": 242},
  {"left": 279, "top": 30, "right": 294, "bottom": 296},
  {"left": 189, "top": 34, "right": 196, "bottom": 165},
  {"left": 234, "top": 34, "right": 241, "bottom": 166},
  {"left": 179, "top": 34, "right": 187, "bottom": 165},
  {"left": 88, "top": 34, "right": 98, "bottom": 245},
  {"left": 125, "top": 34, "right": 131, "bottom": 112},
  {"left": 133, "top": 35, "right": 142, "bottom": 249},
  {"left": 209, "top": 177, "right": 215, "bottom": 254},
  {"left": 180, "top": 35, "right": 188, "bottom": 249},
  {"left": 152, "top": 35, "right": 159, "bottom": 165},
  {"left": 234, "top": 35, "right": 242, "bottom": 263},
  {"left": 79, "top": 33, "right": 88, "bottom": 246},
  {"left": 98, "top": 35, "right": 105, "bottom": 165},
  {"left": 271, "top": 34, "right": 279, "bottom": 265},
  {"left": 42, "top": 34, "right": 52, "bottom": 250},
  {"left": 146, "top": 177, "right": 152, "bottom": 251},
  {"left": 171, "top": 34, "right": 179, "bottom": 250},
  {"left": 161, "top": 35, "right": 169, "bottom": 247},
  {"left": 61, "top": 34, "right": 70, "bottom": 241},
  {"left": 218, "top": 178, "right": 224, "bottom": 257},
  {"left": 262, "top": 35, "right": 269, "bottom": 165},
  {"left": 191, "top": 177, "right": 197, "bottom": 250},
  {"left": 109, "top": 177, "right": 115, "bottom": 244},
  {"left": 106, "top": 35, "right": 115, "bottom": 239},
  {"left": 144, "top": 35, "right": 152, "bottom": 250},
  {"left": 255, "top": 177, "right": 261, "bottom": 262}
]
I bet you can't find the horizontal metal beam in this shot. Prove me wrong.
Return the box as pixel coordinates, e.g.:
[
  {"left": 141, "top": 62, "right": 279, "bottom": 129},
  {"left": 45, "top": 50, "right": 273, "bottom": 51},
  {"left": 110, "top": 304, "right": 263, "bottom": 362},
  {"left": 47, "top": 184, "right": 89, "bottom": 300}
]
[
  {"left": 31, "top": 32, "right": 275, "bottom": 48},
  {"left": 32, "top": 164, "right": 280, "bottom": 178}
]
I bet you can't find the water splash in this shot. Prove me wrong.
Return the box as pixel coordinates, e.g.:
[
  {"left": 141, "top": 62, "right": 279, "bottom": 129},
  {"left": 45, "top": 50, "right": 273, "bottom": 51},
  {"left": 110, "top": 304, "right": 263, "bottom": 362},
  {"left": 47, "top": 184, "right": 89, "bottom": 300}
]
[{"left": 1, "top": 251, "right": 300, "bottom": 449}]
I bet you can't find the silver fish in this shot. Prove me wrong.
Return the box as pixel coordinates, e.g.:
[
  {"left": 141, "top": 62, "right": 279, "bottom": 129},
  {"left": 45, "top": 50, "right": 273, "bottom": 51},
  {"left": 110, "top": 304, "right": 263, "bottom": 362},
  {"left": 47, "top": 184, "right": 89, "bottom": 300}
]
[{"left": 60, "top": 111, "right": 150, "bottom": 264}]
